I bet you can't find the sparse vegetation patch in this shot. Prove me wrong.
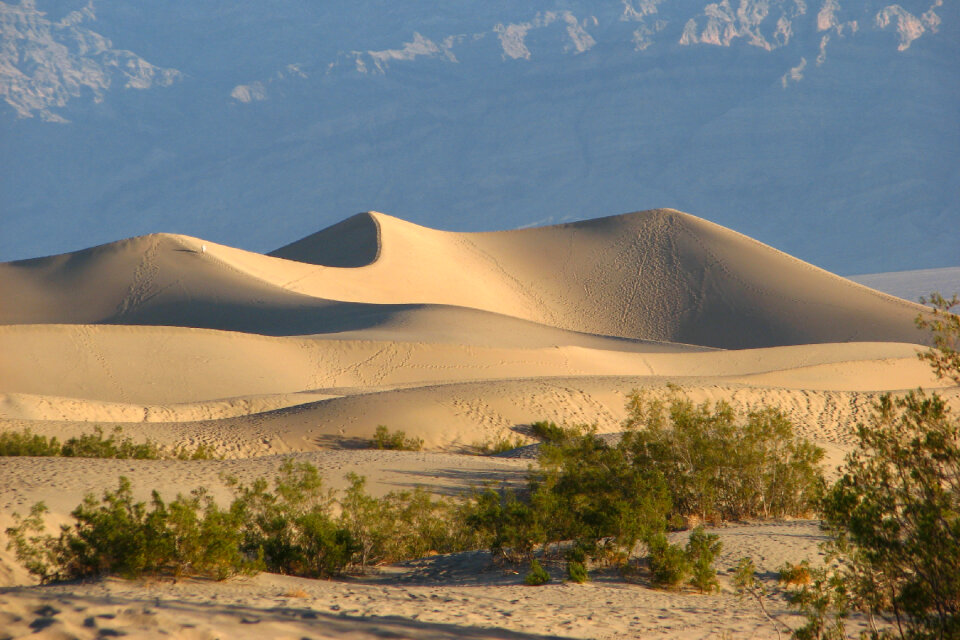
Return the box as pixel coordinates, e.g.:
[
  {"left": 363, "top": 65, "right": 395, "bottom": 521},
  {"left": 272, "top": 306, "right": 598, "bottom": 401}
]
[
  {"left": 0, "top": 426, "right": 216, "bottom": 460},
  {"left": 369, "top": 425, "right": 424, "bottom": 451}
]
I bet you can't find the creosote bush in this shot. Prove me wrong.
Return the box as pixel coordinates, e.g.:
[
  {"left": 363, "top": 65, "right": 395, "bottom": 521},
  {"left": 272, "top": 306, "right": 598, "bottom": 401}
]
[
  {"left": 5, "top": 478, "right": 250, "bottom": 582},
  {"left": 529, "top": 420, "right": 569, "bottom": 444},
  {"left": 686, "top": 526, "right": 722, "bottom": 593},
  {"left": 648, "top": 533, "right": 691, "bottom": 589},
  {"left": 0, "top": 429, "right": 62, "bottom": 456},
  {"left": 469, "top": 397, "right": 822, "bottom": 587},
  {"left": 566, "top": 559, "right": 589, "bottom": 583},
  {"left": 0, "top": 426, "right": 216, "bottom": 460},
  {"left": 647, "top": 527, "right": 722, "bottom": 592},
  {"left": 773, "top": 292, "right": 960, "bottom": 640},
  {"left": 622, "top": 394, "right": 825, "bottom": 522},
  {"left": 524, "top": 558, "right": 550, "bottom": 586},
  {"left": 805, "top": 389, "right": 960, "bottom": 640},
  {"left": 369, "top": 425, "right": 423, "bottom": 451},
  {"left": 471, "top": 435, "right": 528, "bottom": 455},
  {"left": 6, "top": 460, "right": 476, "bottom": 583},
  {"left": 7, "top": 391, "right": 827, "bottom": 592}
]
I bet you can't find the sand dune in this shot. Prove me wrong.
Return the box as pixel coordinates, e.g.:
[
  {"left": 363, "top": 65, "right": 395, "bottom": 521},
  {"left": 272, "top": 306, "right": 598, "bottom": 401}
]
[
  {"left": 0, "top": 209, "right": 928, "bottom": 348},
  {"left": 0, "top": 209, "right": 953, "bottom": 638}
]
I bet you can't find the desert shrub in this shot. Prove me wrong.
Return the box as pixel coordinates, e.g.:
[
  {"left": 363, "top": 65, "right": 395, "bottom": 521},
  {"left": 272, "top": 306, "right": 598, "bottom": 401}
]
[
  {"left": 0, "top": 426, "right": 216, "bottom": 460},
  {"left": 647, "top": 527, "right": 722, "bottom": 592},
  {"left": 465, "top": 424, "right": 673, "bottom": 576},
  {"left": 467, "top": 424, "right": 671, "bottom": 566},
  {"left": 338, "top": 473, "right": 475, "bottom": 572},
  {"left": 0, "top": 429, "right": 62, "bottom": 456},
  {"left": 464, "top": 487, "right": 545, "bottom": 563},
  {"left": 622, "top": 394, "right": 824, "bottom": 522},
  {"left": 916, "top": 293, "right": 960, "bottom": 384},
  {"left": 815, "top": 391, "right": 960, "bottom": 639},
  {"left": 535, "top": 425, "right": 671, "bottom": 564},
  {"left": 781, "top": 292, "right": 960, "bottom": 640},
  {"left": 173, "top": 442, "right": 218, "bottom": 460},
  {"left": 7, "top": 459, "right": 484, "bottom": 583},
  {"left": 473, "top": 435, "right": 528, "bottom": 455},
  {"left": 648, "top": 533, "right": 691, "bottom": 589},
  {"left": 524, "top": 558, "right": 550, "bottom": 585},
  {"left": 370, "top": 425, "right": 423, "bottom": 451},
  {"left": 785, "top": 566, "right": 851, "bottom": 640},
  {"left": 59, "top": 426, "right": 162, "bottom": 459},
  {"left": 5, "top": 478, "right": 251, "bottom": 583},
  {"left": 686, "top": 526, "right": 722, "bottom": 593},
  {"left": 529, "top": 420, "right": 570, "bottom": 444},
  {"left": 228, "top": 460, "right": 356, "bottom": 579},
  {"left": 566, "top": 559, "right": 589, "bottom": 583}
]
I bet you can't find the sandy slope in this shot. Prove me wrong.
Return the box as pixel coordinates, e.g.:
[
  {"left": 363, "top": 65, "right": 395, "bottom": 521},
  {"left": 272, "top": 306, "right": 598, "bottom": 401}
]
[
  {"left": 0, "top": 209, "right": 928, "bottom": 347},
  {"left": 0, "top": 209, "right": 954, "bottom": 638}
]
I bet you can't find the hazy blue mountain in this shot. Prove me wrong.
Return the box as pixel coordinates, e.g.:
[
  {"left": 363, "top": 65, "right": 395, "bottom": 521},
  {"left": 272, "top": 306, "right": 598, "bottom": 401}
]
[
  {"left": 849, "top": 266, "right": 960, "bottom": 303},
  {"left": 2, "top": 0, "right": 957, "bottom": 274}
]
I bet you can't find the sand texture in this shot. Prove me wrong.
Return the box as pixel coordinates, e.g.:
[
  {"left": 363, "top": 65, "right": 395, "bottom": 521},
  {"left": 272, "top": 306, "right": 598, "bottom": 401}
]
[{"left": 0, "top": 209, "right": 953, "bottom": 639}]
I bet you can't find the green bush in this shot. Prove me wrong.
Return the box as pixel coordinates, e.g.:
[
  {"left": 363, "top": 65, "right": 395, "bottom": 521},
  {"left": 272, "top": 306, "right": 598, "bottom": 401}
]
[
  {"left": 464, "top": 488, "right": 545, "bottom": 563},
  {"left": 473, "top": 435, "right": 528, "bottom": 455},
  {"left": 648, "top": 533, "right": 691, "bottom": 589},
  {"left": 339, "top": 473, "right": 476, "bottom": 572},
  {"left": 466, "top": 425, "right": 671, "bottom": 567},
  {"left": 916, "top": 293, "right": 960, "bottom": 384},
  {"left": 173, "top": 442, "right": 218, "bottom": 460},
  {"left": 370, "top": 425, "right": 424, "bottom": 451},
  {"left": 785, "top": 566, "right": 851, "bottom": 640},
  {"left": 781, "top": 292, "right": 960, "bottom": 640},
  {"left": 647, "top": 528, "right": 721, "bottom": 592},
  {"left": 566, "top": 559, "right": 589, "bottom": 583},
  {"left": 622, "top": 394, "right": 824, "bottom": 522},
  {"left": 535, "top": 425, "right": 671, "bottom": 564},
  {"left": 60, "top": 426, "right": 162, "bottom": 459},
  {"left": 5, "top": 478, "right": 251, "bottom": 583},
  {"left": 686, "top": 526, "right": 722, "bottom": 593},
  {"left": 0, "top": 426, "right": 217, "bottom": 460},
  {"left": 0, "top": 429, "right": 62, "bottom": 456},
  {"left": 815, "top": 391, "right": 960, "bottom": 639},
  {"left": 524, "top": 558, "right": 550, "bottom": 585},
  {"left": 529, "top": 420, "right": 570, "bottom": 444},
  {"left": 228, "top": 460, "right": 356, "bottom": 578},
  {"left": 7, "top": 460, "right": 482, "bottom": 583}
]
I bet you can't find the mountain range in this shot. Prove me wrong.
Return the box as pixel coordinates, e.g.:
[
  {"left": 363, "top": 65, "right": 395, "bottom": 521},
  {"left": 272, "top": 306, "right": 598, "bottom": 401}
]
[{"left": 1, "top": 0, "right": 957, "bottom": 274}]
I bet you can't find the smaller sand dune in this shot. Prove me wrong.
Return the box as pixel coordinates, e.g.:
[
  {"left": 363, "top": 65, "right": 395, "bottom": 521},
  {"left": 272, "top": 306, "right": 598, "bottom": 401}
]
[{"left": 0, "top": 322, "right": 940, "bottom": 407}]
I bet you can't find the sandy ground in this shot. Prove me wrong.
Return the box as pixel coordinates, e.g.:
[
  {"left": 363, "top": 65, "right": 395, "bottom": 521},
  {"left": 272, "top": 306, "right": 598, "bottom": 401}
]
[{"left": 0, "top": 209, "right": 954, "bottom": 639}]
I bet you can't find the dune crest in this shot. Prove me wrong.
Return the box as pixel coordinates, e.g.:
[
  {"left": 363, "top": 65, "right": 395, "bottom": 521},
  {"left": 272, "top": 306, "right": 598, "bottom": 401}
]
[
  {"left": 0, "top": 209, "right": 929, "bottom": 348},
  {"left": 269, "top": 211, "right": 382, "bottom": 267}
]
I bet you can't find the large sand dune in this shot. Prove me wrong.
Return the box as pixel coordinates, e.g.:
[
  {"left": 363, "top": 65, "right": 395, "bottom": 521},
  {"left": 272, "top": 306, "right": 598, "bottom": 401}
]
[
  {"left": 1, "top": 209, "right": 928, "bottom": 347},
  {"left": 0, "top": 209, "right": 953, "bottom": 638}
]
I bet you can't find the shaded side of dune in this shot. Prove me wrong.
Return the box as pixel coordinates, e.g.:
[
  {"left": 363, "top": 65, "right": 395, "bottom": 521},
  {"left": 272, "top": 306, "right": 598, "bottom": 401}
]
[{"left": 269, "top": 212, "right": 381, "bottom": 267}]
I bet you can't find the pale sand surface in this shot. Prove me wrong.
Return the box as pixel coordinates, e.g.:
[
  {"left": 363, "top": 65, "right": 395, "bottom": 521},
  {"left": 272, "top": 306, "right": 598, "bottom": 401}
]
[{"left": 0, "top": 209, "right": 954, "bottom": 638}]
